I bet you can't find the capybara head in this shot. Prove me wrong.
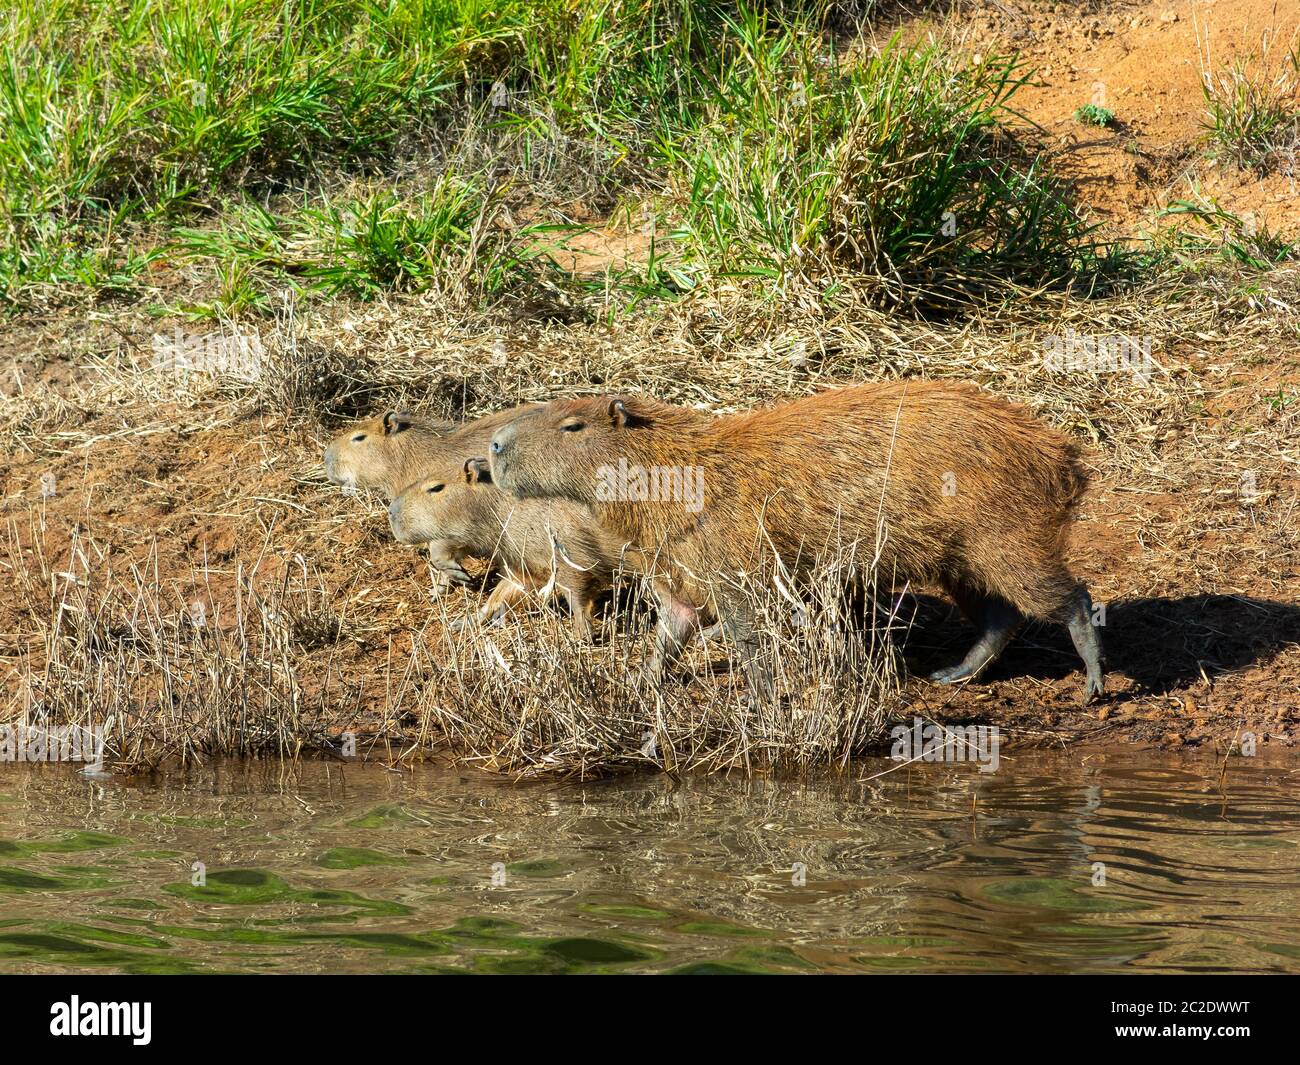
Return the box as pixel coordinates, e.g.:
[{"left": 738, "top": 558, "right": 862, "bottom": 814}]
[
  {"left": 387, "top": 458, "right": 497, "bottom": 546},
  {"left": 489, "top": 396, "right": 706, "bottom": 504},
  {"left": 324, "top": 411, "right": 454, "bottom": 498}
]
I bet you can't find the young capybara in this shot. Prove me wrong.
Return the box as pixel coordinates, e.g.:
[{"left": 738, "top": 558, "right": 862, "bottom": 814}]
[
  {"left": 388, "top": 458, "right": 628, "bottom": 637},
  {"left": 323, "top": 405, "right": 541, "bottom": 589},
  {"left": 324, "top": 406, "right": 541, "bottom": 501},
  {"left": 487, "top": 381, "right": 1105, "bottom": 702}
]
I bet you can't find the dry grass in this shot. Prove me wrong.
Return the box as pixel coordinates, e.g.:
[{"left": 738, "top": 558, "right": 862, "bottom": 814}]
[
  {"left": 3, "top": 513, "right": 904, "bottom": 776},
  {"left": 410, "top": 554, "right": 905, "bottom": 777},
  {"left": 2, "top": 260, "right": 1299, "bottom": 776}
]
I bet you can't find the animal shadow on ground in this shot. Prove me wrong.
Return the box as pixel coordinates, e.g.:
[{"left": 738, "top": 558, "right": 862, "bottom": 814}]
[{"left": 900, "top": 592, "right": 1300, "bottom": 696}]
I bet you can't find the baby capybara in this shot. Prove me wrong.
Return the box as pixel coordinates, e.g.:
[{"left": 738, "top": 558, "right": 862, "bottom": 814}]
[
  {"left": 324, "top": 406, "right": 540, "bottom": 501},
  {"left": 388, "top": 458, "right": 626, "bottom": 637},
  {"left": 488, "top": 381, "right": 1105, "bottom": 702},
  {"left": 323, "top": 404, "right": 542, "bottom": 589}
]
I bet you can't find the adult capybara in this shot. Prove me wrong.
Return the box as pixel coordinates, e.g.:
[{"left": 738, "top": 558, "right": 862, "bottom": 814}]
[
  {"left": 488, "top": 381, "right": 1105, "bottom": 702},
  {"left": 388, "top": 458, "right": 627, "bottom": 638}
]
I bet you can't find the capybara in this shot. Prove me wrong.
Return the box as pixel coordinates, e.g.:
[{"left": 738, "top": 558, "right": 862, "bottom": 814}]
[
  {"left": 488, "top": 381, "right": 1105, "bottom": 701},
  {"left": 323, "top": 405, "right": 540, "bottom": 588},
  {"left": 388, "top": 458, "right": 627, "bottom": 638},
  {"left": 324, "top": 407, "right": 541, "bottom": 501}
]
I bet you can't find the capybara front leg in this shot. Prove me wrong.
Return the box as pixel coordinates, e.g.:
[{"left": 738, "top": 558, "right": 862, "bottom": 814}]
[
  {"left": 645, "top": 591, "right": 700, "bottom": 686},
  {"left": 459, "top": 577, "right": 525, "bottom": 630},
  {"left": 427, "top": 544, "right": 472, "bottom": 591},
  {"left": 564, "top": 583, "right": 595, "bottom": 641},
  {"left": 929, "top": 593, "right": 1023, "bottom": 685},
  {"left": 1065, "top": 585, "right": 1106, "bottom": 702}
]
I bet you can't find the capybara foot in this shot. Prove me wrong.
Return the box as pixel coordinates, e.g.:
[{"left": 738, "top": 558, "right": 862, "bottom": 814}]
[
  {"left": 449, "top": 609, "right": 506, "bottom": 633},
  {"left": 929, "top": 596, "right": 1022, "bottom": 687},
  {"left": 697, "top": 622, "right": 724, "bottom": 643},
  {"left": 928, "top": 664, "right": 978, "bottom": 685},
  {"left": 1066, "top": 586, "right": 1106, "bottom": 704},
  {"left": 433, "top": 563, "right": 473, "bottom": 587}
]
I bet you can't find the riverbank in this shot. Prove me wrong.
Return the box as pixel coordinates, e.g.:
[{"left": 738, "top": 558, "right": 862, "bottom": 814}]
[{"left": 2, "top": 1, "right": 1298, "bottom": 775}]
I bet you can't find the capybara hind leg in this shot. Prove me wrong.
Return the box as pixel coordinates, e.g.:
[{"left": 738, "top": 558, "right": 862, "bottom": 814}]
[
  {"left": 929, "top": 591, "right": 1023, "bottom": 685},
  {"left": 1065, "top": 585, "right": 1106, "bottom": 702},
  {"left": 718, "top": 600, "right": 774, "bottom": 705}
]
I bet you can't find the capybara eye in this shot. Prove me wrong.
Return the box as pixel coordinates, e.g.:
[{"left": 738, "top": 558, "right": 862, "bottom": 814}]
[
  {"left": 561, "top": 420, "right": 586, "bottom": 433},
  {"left": 427, "top": 484, "right": 445, "bottom": 494},
  {"left": 352, "top": 433, "right": 367, "bottom": 442}
]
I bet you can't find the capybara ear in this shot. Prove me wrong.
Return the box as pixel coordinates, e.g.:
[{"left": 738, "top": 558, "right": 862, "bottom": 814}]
[
  {"left": 608, "top": 398, "right": 631, "bottom": 428},
  {"left": 464, "top": 457, "right": 493, "bottom": 484},
  {"left": 383, "top": 411, "right": 413, "bottom": 435}
]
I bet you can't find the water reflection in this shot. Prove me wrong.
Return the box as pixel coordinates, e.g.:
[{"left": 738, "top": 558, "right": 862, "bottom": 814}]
[{"left": 1, "top": 751, "right": 1297, "bottom": 973}]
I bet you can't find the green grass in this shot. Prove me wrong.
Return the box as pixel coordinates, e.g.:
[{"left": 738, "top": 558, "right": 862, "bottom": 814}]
[
  {"left": 1157, "top": 200, "right": 1298, "bottom": 271},
  {"left": 1201, "top": 46, "right": 1300, "bottom": 172},
  {"left": 0, "top": 0, "right": 1134, "bottom": 311},
  {"left": 663, "top": 21, "right": 1109, "bottom": 306}
]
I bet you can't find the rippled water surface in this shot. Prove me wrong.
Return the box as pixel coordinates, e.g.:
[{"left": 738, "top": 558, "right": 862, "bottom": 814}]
[{"left": 2, "top": 751, "right": 1298, "bottom": 973}]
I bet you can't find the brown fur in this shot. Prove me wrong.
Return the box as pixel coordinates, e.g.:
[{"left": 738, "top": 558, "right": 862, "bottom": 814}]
[
  {"left": 388, "top": 458, "right": 627, "bottom": 637},
  {"left": 324, "top": 406, "right": 540, "bottom": 501},
  {"left": 489, "top": 380, "right": 1104, "bottom": 699},
  {"left": 323, "top": 404, "right": 543, "bottom": 591}
]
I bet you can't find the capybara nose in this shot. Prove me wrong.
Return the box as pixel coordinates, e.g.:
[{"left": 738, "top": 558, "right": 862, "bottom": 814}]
[
  {"left": 490, "top": 423, "right": 514, "bottom": 457},
  {"left": 387, "top": 499, "right": 402, "bottom": 537}
]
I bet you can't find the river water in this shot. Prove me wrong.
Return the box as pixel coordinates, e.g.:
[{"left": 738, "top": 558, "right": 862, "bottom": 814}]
[{"left": 2, "top": 750, "right": 1298, "bottom": 973}]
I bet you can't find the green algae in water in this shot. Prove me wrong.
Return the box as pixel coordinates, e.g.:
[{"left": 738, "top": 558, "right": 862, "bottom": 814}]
[
  {"left": 723, "top": 945, "right": 817, "bottom": 971},
  {"left": 579, "top": 902, "right": 674, "bottom": 921},
  {"left": 505, "top": 859, "right": 567, "bottom": 878},
  {"left": 0, "top": 867, "right": 73, "bottom": 892},
  {"left": 163, "top": 868, "right": 291, "bottom": 905},
  {"left": 0, "top": 832, "right": 128, "bottom": 857},
  {"left": 0, "top": 865, "right": 121, "bottom": 893},
  {"left": 162, "top": 868, "right": 411, "bottom": 917},
  {"left": 315, "top": 847, "right": 406, "bottom": 869},
  {"left": 850, "top": 933, "right": 958, "bottom": 949},
  {"left": 346, "top": 805, "right": 429, "bottom": 829},
  {"left": 543, "top": 937, "right": 655, "bottom": 964},
  {"left": 981, "top": 877, "right": 1149, "bottom": 913},
  {"left": 675, "top": 920, "right": 768, "bottom": 938}
]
